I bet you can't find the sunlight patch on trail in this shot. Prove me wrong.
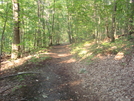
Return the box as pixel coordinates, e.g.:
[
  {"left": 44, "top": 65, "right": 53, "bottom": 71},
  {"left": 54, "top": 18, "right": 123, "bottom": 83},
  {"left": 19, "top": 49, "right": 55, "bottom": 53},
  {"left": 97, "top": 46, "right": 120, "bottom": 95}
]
[
  {"left": 1, "top": 52, "right": 48, "bottom": 72},
  {"left": 1, "top": 55, "right": 32, "bottom": 71},
  {"left": 56, "top": 80, "right": 82, "bottom": 90},
  {"left": 58, "top": 54, "right": 71, "bottom": 57},
  {"left": 59, "top": 58, "right": 76, "bottom": 63},
  {"left": 114, "top": 52, "right": 124, "bottom": 60},
  {"left": 69, "top": 80, "right": 82, "bottom": 87}
]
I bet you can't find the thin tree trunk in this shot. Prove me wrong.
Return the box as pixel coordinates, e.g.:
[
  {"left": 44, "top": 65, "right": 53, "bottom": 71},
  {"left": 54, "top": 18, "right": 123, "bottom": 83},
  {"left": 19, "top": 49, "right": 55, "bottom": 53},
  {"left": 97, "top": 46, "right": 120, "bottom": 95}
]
[
  {"left": 37, "top": 0, "right": 42, "bottom": 47},
  {"left": 41, "top": 4, "right": 46, "bottom": 47},
  {"left": 67, "top": 13, "right": 72, "bottom": 44},
  {"left": 110, "top": 0, "right": 117, "bottom": 42},
  {"left": 129, "top": 0, "right": 134, "bottom": 36},
  {"left": 0, "top": 3, "right": 9, "bottom": 68},
  {"left": 66, "top": 3, "right": 73, "bottom": 44},
  {"left": 20, "top": 8, "right": 25, "bottom": 57},
  {"left": 11, "top": 0, "right": 21, "bottom": 59},
  {"left": 50, "top": 0, "right": 56, "bottom": 45}
]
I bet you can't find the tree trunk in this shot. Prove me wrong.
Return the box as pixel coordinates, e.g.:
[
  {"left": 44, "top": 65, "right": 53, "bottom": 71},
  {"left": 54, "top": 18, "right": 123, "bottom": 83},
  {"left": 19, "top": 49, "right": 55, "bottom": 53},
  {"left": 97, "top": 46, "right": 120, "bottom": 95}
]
[
  {"left": 110, "top": 0, "right": 117, "bottom": 42},
  {"left": 129, "top": 0, "right": 134, "bottom": 36},
  {"left": 67, "top": 13, "right": 72, "bottom": 44},
  {"left": 37, "top": 0, "right": 42, "bottom": 47},
  {"left": 0, "top": 3, "right": 9, "bottom": 68},
  {"left": 50, "top": 0, "right": 56, "bottom": 45},
  {"left": 11, "top": 0, "right": 20, "bottom": 59},
  {"left": 66, "top": 4, "right": 73, "bottom": 44}
]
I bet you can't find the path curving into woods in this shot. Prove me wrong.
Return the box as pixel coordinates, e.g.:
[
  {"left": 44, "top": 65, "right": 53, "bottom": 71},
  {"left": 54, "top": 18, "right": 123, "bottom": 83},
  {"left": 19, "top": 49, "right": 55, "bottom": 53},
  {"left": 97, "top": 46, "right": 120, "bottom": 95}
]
[
  {"left": 0, "top": 44, "right": 134, "bottom": 101},
  {"left": 0, "top": 45, "right": 87, "bottom": 101},
  {"left": 29, "top": 44, "right": 85, "bottom": 101}
]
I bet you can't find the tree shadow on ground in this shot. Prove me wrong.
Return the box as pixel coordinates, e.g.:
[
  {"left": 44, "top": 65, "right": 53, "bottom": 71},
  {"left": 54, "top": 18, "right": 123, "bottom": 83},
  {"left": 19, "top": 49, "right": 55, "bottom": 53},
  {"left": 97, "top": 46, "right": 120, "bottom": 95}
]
[{"left": 0, "top": 45, "right": 100, "bottom": 101}]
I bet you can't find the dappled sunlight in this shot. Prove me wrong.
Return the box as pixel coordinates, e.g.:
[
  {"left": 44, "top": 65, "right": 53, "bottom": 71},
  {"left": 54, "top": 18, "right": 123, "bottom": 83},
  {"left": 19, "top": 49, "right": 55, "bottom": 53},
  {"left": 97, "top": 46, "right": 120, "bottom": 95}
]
[
  {"left": 58, "top": 54, "right": 71, "bottom": 57},
  {"left": 84, "top": 41, "right": 96, "bottom": 47},
  {"left": 114, "top": 52, "right": 124, "bottom": 60},
  {"left": 1, "top": 52, "right": 49, "bottom": 72},
  {"left": 66, "top": 58, "right": 76, "bottom": 63},
  {"left": 45, "top": 52, "right": 72, "bottom": 58},
  {"left": 84, "top": 43, "right": 92, "bottom": 47},
  {"left": 59, "top": 58, "right": 76, "bottom": 63},
  {"left": 1, "top": 46, "right": 73, "bottom": 73},
  {"left": 111, "top": 46, "right": 117, "bottom": 49},
  {"left": 44, "top": 52, "right": 54, "bottom": 55},
  {"left": 71, "top": 39, "right": 129, "bottom": 62},
  {"left": 45, "top": 52, "right": 62, "bottom": 58},
  {"left": 96, "top": 54, "right": 107, "bottom": 59},
  {"left": 68, "top": 80, "right": 82, "bottom": 87},
  {"left": 1, "top": 56, "right": 31, "bottom": 72},
  {"left": 1, "top": 0, "right": 134, "bottom": 99},
  {"left": 78, "top": 52, "right": 93, "bottom": 62},
  {"left": 79, "top": 50, "right": 88, "bottom": 55},
  {"left": 59, "top": 79, "right": 82, "bottom": 88}
]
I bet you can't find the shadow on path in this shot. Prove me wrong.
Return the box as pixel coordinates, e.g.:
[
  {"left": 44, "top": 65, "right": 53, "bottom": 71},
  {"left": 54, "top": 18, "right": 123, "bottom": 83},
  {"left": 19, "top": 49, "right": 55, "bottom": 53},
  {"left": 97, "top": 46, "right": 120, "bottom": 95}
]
[
  {"left": 21, "top": 45, "right": 84, "bottom": 101},
  {"left": 0, "top": 45, "right": 101, "bottom": 101}
]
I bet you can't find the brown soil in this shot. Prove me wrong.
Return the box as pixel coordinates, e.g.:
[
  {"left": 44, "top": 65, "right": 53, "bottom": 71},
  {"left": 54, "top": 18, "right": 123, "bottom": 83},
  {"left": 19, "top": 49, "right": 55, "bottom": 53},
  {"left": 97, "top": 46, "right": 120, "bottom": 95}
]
[
  {"left": 0, "top": 44, "right": 134, "bottom": 101},
  {"left": 0, "top": 45, "right": 84, "bottom": 101}
]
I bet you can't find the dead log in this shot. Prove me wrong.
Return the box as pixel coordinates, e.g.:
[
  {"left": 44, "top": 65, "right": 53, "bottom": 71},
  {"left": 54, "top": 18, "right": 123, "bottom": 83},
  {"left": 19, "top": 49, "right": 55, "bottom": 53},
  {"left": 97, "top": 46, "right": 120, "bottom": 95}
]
[{"left": 0, "top": 72, "right": 40, "bottom": 80}]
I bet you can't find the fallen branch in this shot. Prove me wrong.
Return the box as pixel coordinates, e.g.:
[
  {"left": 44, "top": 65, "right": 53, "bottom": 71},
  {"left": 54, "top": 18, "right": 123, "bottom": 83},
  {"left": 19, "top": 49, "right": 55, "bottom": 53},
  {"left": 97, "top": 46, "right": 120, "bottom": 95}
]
[{"left": 0, "top": 72, "right": 40, "bottom": 80}]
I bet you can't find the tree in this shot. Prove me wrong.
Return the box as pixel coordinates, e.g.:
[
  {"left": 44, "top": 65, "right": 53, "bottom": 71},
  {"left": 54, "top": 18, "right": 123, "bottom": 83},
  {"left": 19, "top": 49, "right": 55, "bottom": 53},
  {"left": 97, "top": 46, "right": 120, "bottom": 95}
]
[
  {"left": 1, "top": 0, "right": 134, "bottom": 60},
  {"left": 0, "top": 2, "right": 8, "bottom": 58},
  {"left": 129, "top": 0, "right": 134, "bottom": 36},
  {"left": 110, "top": 0, "right": 117, "bottom": 42},
  {"left": 11, "top": 0, "right": 20, "bottom": 59}
]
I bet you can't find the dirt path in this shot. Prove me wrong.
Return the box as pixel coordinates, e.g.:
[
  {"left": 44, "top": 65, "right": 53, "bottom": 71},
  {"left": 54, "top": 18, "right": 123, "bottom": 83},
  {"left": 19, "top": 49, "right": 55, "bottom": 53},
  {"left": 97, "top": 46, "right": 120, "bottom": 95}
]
[
  {"left": 1, "top": 44, "right": 134, "bottom": 101},
  {"left": 33, "top": 45, "right": 83, "bottom": 101},
  {"left": 0, "top": 45, "right": 85, "bottom": 101}
]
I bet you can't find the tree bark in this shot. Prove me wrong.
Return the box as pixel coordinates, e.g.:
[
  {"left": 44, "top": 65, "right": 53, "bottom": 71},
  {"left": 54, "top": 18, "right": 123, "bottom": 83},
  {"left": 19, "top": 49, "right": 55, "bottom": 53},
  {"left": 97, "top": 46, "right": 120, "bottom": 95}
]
[
  {"left": 0, "top": 3, "right": 9, "bottom": 69},
  {"left": 110, "top": 0, "right": 117, "bottom": 42},
  {"left": 11, "top": 0, "right": 20, "bottom": 59},
  {"left": 66, "top": 2, "right": 73, "bottom": 44},
  {"left": 50, "top": 0, "right": 56, "bottom": 46},
  {"left": 67, "top": 13, "right": 72, "bottom": 44},
  {"left": 129, "top": 0, "right": 134, "bottom": 36}
]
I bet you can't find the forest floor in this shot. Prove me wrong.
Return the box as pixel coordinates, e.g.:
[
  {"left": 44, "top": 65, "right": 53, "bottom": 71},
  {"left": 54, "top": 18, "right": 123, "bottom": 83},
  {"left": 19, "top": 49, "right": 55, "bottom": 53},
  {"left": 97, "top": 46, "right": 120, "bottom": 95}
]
[{"left": 0, "top": 44, "right": 134, "bottom": 101}]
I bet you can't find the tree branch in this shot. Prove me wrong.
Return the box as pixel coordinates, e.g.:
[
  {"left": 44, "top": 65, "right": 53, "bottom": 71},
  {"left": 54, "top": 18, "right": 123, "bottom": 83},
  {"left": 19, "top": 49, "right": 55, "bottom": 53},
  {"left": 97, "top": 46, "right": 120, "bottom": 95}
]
[{"left": 0, "top": 72, "right": 40, "bottom": 80}]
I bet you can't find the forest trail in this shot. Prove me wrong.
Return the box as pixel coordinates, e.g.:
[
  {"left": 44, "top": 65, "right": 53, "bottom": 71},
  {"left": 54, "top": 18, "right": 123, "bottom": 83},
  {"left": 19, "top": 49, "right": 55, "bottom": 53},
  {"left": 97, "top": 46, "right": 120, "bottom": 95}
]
[
  {"left": 0, "top": 44, "right": 134, "bottom": 101},
  {"left": 0, "top": 45, "right": 87, "bottom": 101},
  {"left": 33, "top": 44, "right": 84, "bottom": 101}
]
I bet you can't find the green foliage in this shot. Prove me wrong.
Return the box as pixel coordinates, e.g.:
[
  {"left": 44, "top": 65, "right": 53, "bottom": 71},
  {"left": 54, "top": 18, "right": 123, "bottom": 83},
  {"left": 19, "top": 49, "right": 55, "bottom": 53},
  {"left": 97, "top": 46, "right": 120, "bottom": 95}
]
[
  {"left": 28, "top": 53, "right": 49, "bottom": 64},
  {"left": 71, "top": 37, "right": 134, "bottom": 62},
  {"left": 0, "top": 0, "right": 133, "bottom": 60}
]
